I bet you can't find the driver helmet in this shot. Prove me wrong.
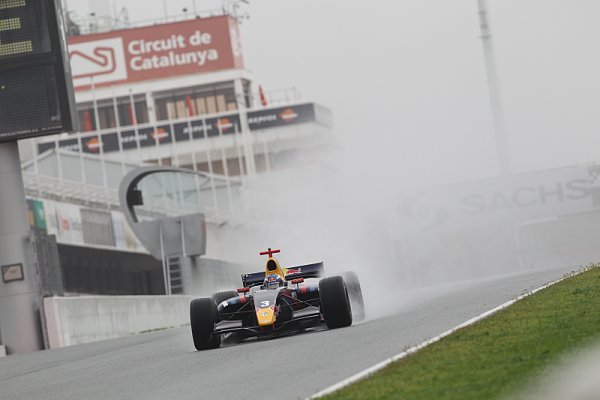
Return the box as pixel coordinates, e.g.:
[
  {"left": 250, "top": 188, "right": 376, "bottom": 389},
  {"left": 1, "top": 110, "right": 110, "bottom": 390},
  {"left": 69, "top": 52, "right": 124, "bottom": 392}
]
[{"left": 264, "top": 274, "right": 284, "bottom": 289}]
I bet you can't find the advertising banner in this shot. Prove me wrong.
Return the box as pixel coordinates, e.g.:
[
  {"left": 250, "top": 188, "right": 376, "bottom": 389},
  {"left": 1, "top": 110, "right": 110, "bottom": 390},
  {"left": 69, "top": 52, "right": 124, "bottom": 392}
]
[
  {"left": 395, "top": 165, "right": 600, "bottom": 238},
  {"left": 44, "top": 200, "right": 84, "bottom": 245},
  {"left": 28, "top": 198, "right": 145, "bottom": 252},
  {"left": 27, "top": 198, "right": 49, "bottom": 230},
  {"left": 38, "top": 103, "right": 324, "bottom": 155},
  {"left": 111, "top": 211, "right": 144, "bottom": 252},
  {"left": 68, "top": 16, "right": 244, "bottom": 91},
  {"left": 32, "top": 199, "right": 47, "bottom": 230},
  {"left": 247, "top": 104, "right": 316, "bottom": 130}
]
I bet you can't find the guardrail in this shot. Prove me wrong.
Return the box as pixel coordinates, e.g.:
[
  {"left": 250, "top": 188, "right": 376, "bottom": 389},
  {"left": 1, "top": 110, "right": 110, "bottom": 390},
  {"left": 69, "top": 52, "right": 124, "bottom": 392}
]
[{"left": 44, "top": 295, "right": 196, "bottom": 348}]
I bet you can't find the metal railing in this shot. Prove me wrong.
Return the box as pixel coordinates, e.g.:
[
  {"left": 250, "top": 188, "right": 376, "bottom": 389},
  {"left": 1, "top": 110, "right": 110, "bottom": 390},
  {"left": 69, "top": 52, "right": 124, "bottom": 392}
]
[
  {"left": 249, "top": 87, "right": 302, "bottom": 107},
  {"left": 23, "top": 170, "right": 119, "bottom": 210},
  {"left": 24, "top": 127, "right": 247, "bottom": 220},
  {"left": 69, "top": 9, "right": 232, "bottom": 36}
]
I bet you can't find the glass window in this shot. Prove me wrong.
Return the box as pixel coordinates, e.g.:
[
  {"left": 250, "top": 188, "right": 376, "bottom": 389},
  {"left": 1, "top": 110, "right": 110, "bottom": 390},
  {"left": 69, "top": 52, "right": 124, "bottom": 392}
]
[
  {"left": 154, "top": 82, "right": 237, "bottom": 121},
  {"left": 133, "top": 171, "right": 203, "bottom": 222},
  {"left": 76, "top": 96, "right": 148, "bottom": 131},
  {"left": 78, "top": 109, "right": 95, "bottom": 131}
]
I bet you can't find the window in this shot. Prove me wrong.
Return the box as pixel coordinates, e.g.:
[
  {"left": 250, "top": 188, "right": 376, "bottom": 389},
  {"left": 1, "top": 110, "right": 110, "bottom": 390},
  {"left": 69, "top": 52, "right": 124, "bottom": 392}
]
[
  {"left": 77, "top": 95, "right": 149, "bottom": 131},
  {"left": 81, "top": 209, "right": 115, "bottom": 247},
  {"left": 154, "top": 82, "right": 238, "bottom": 121}
]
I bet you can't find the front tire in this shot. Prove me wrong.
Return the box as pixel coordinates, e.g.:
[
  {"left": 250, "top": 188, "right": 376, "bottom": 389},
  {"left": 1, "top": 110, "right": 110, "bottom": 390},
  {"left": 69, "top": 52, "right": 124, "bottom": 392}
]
[
  {"left": 190, "top": 298, "right": 221, "bottom": 351},
  {"left": 342, "top": 271, "right": 365, "bottom": 322},
  {"left": 211, "top": 290, "right": 238, "bottom": 305},
  {"left": 319, "top": 276, "right": 352, "bottom": 329}
]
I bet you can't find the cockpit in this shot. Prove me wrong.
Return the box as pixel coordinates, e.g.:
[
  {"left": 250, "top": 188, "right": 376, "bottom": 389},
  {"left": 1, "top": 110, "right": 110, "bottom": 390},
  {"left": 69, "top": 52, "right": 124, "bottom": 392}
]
[{"left": 263, "top": 274, "right": 284, "bottom": 289}]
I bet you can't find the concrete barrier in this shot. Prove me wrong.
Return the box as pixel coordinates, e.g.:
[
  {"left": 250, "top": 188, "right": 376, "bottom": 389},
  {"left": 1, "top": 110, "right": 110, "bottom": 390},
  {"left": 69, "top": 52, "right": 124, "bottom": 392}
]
[
  {"left": 0, "top": 345, "right": 6, "bottom": 357},
  {"left": 44, "top": 295, "right": 196, "bottom": 349}
]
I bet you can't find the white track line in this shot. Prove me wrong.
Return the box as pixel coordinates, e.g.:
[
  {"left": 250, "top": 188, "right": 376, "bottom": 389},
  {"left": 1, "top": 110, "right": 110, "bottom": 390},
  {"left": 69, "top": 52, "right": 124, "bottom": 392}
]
[{"left": 309, "top": 266, "right": 594, "bottom": 399}]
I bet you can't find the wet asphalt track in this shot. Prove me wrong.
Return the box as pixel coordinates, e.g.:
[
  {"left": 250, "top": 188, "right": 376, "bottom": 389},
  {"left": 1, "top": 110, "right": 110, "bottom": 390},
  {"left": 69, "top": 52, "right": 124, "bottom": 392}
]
[{"left": 0, "top": 266, "right": 578, "bottom": 400}]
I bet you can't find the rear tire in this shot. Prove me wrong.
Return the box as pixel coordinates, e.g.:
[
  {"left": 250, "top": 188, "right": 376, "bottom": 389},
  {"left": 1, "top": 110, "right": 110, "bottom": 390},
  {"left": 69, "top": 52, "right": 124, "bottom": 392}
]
[
  {"left": 342, "top": 271, "right": 365, "bottom": 322},
  {"left": 190, "top": 298, "right": 221, "bottom": 351},
  {"left": 319, "top": 276, "right": 352, "bottom": 329},
  {"left": 211, "top": 290, "right": 238, "bottom": 305}
]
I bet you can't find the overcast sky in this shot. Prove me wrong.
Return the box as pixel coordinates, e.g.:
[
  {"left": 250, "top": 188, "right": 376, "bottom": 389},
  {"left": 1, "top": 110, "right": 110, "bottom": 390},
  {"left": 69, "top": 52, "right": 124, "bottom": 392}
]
[{"left": 66, "top": 0, "right": 600, "bottom": 186}]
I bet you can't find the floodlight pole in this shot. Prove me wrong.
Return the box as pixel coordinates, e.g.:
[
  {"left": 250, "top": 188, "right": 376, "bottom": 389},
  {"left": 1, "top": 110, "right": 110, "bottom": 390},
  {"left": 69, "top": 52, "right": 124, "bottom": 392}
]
[
  {"left": 477, "top": 0, "right": 509, "bottom": 175},
  {"left": 0, "top": 142, "right": 43, "bottom": 354}
]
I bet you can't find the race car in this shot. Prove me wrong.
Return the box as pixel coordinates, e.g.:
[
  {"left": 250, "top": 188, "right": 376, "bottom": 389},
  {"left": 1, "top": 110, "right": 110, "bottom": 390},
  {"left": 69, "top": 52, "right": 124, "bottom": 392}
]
[{"left": 190, "top": 248, "right": 365, "bottom": 350}]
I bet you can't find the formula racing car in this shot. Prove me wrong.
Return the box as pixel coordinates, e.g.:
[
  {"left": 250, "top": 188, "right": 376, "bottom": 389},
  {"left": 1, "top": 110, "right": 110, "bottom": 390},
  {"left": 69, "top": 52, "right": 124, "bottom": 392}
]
[{"left": 190, "top": 248, "right": 365, "bottom": 350}]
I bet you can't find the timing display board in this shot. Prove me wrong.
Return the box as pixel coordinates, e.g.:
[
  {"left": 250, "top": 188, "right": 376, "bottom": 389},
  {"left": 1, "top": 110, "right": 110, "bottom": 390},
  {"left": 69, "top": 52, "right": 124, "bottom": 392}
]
[
  {"left": 0, "top": 0, "right": 50, "bottom": 60},
  {"left": 0, "top": 0, "right": 77, "bottom": 142}
]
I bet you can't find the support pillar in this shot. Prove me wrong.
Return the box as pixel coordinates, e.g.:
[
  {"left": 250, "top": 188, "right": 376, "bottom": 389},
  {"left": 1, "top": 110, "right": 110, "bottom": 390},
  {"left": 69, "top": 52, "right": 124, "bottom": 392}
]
[{"left": 0, "top": 142, "right": 43, "bottom": 354}]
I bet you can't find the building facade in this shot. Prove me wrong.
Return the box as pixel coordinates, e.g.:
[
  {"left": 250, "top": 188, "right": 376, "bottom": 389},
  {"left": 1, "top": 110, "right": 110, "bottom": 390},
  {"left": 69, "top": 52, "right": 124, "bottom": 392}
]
[{"left": 18, "top": 10, "right": 334, "bottom": 296}]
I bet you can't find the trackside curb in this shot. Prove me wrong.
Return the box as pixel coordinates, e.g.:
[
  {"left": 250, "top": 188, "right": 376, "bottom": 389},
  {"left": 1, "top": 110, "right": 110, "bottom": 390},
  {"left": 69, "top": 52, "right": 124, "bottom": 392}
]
[{"left": 308, "top": 265, "right": 597, "bottom": 399}]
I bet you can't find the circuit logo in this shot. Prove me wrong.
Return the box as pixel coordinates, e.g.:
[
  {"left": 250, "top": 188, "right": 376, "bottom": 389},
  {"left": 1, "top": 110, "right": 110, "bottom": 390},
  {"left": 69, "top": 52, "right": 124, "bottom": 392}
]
[{"left": 69, "top": 38, "right": 128, "bottom": 88}]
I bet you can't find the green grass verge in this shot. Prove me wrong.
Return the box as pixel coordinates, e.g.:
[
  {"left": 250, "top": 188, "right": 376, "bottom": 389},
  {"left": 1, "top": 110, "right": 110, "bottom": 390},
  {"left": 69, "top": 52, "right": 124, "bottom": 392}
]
[{"left": 325, "top": 267, "right": 600, "bottom": 400}]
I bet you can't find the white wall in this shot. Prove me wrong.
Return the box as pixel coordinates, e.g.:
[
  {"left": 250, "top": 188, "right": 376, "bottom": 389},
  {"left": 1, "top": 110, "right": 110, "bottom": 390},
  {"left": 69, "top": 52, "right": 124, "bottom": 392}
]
[{"left": 44, "top": 295, "right": 196, "bottom": 349}]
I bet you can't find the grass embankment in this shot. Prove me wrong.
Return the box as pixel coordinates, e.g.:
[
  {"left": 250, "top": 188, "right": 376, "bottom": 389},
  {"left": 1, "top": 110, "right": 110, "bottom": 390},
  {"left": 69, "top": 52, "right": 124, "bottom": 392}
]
[{"left": 326, "top": 267, "right": 600, "bottom": 400}]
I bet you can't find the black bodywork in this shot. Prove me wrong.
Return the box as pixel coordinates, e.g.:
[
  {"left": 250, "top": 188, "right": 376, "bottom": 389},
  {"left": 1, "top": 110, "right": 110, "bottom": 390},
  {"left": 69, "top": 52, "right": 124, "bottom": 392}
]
[{"left": 241, "top": 262, "right": 325, "bottom": 287}]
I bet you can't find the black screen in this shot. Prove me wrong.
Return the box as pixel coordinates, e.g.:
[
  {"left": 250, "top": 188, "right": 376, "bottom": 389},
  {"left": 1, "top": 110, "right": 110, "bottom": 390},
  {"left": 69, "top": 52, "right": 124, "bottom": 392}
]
[
  {"left": 0, "top": 0, "right": 50, "bottom": 60},
  {"left": 0, "top": 0, "right": 76, "bottom": 141},
  {"left": 0, "top": 65, "right": 62, "bottom": 139}
]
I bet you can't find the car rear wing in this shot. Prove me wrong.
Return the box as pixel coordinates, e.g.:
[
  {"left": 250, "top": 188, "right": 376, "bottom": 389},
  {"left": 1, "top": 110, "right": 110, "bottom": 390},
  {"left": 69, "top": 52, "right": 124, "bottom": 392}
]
[
  {"left": 241, "top": 262, "right": 325, "bottom": 288},
  {"left": 284, "top": 262, "right": 325, "bottom": 281}
]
